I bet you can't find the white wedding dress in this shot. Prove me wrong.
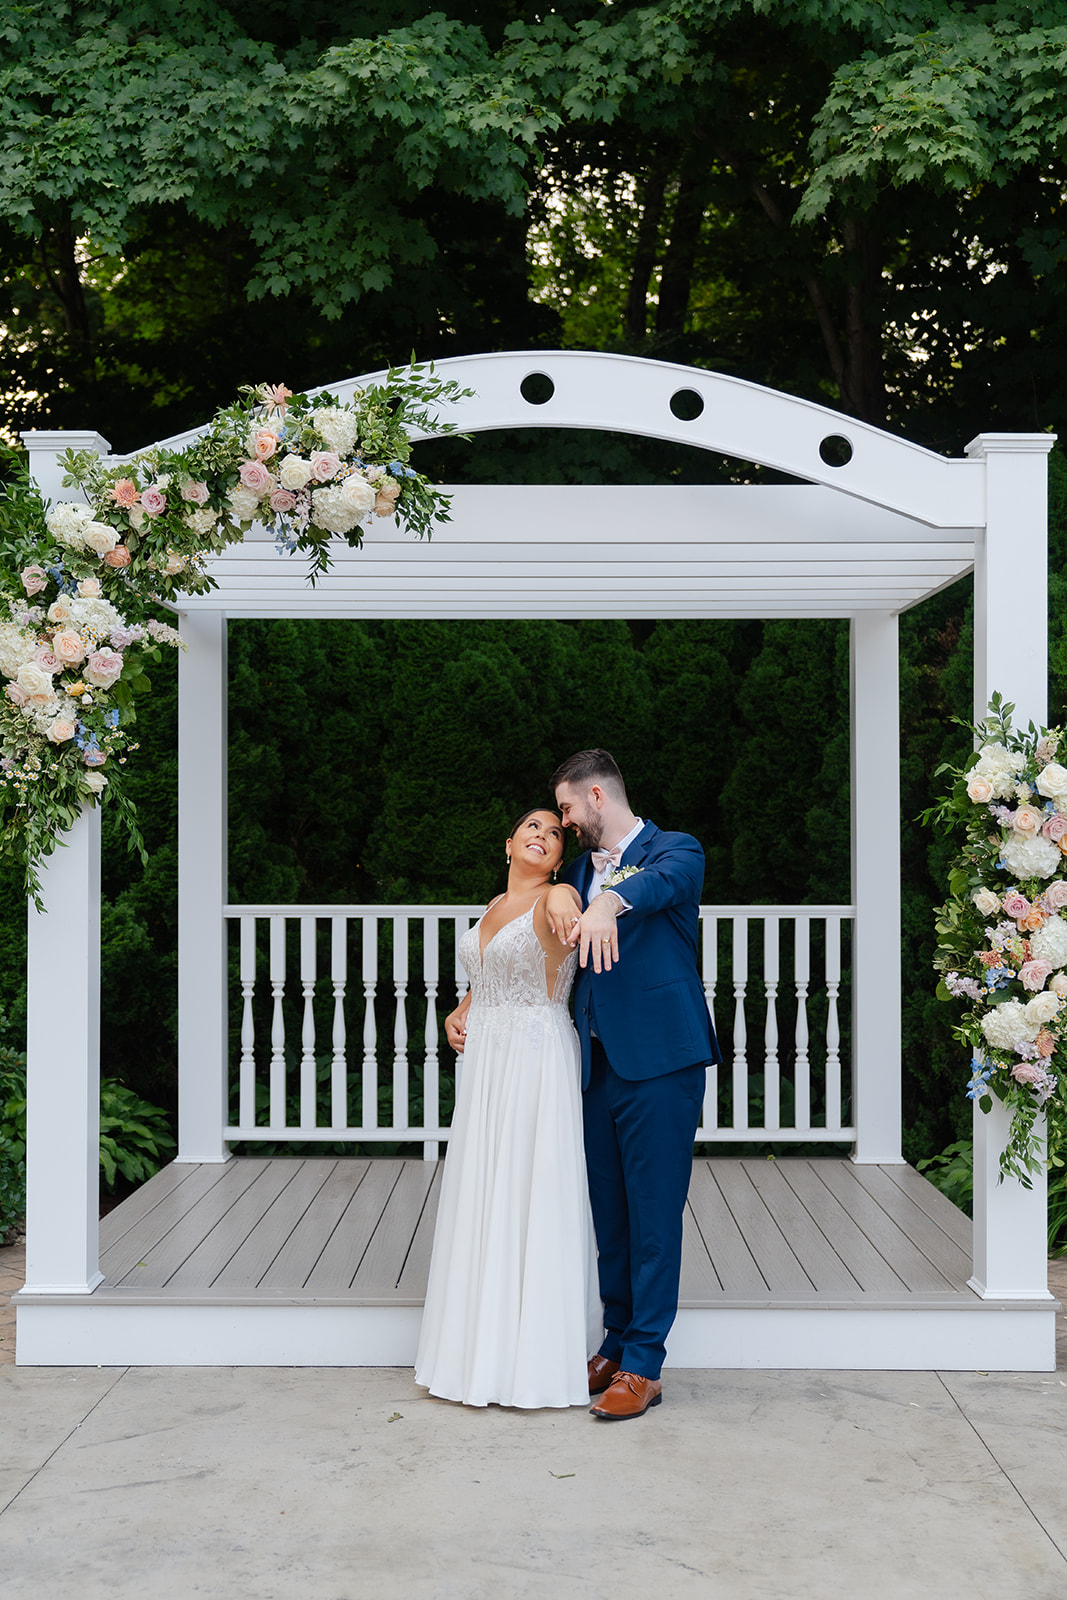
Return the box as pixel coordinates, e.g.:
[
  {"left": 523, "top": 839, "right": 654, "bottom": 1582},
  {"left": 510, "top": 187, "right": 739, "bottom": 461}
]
[{"left": 414, "top": 902, "right": 602, "bottom": 1408}]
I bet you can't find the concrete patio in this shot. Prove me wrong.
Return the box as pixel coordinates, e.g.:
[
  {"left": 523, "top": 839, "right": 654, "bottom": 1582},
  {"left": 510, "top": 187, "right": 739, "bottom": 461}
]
[{"left": 2, "top": 1237, "right": 1066, "bottom": 1599}]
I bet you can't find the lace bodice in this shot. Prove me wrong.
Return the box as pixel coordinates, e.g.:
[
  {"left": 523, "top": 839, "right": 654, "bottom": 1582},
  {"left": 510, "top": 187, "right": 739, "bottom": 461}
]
[{"left": 459, "top": 903, "right": 577, "bottom": 1010}]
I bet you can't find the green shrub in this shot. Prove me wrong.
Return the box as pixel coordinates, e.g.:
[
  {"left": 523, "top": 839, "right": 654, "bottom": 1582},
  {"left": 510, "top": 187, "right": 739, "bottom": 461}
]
[
  {"left": 0, "top": 1052, "right": 175, "bottom": 1241},
  {"left": 917, "top": 1139, "right": 974, "bottom": 1218}
]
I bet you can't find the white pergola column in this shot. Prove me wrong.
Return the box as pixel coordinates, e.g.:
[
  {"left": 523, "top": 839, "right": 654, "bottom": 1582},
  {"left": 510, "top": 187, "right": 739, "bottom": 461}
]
[
  {"left": 23, "top": 807, "right": 104, "bottom": 1294},
  {"left": 967, "top": 432, "right": 1056, "bottom": 1297},
  {"left": 20, "top": 430, "right": 112, "bottom": 509},
  {"left": 850, "top": 611, "right": 903, "bottom": 1162},
  {"left": 177, "top": 609, "right": 230, "bottom": 1162}
]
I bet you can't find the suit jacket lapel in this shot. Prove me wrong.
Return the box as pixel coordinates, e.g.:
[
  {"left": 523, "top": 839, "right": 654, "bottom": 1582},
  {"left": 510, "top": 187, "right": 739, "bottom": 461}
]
[{"left": 621, "top": 820, "right": 658, "bottom": 868}]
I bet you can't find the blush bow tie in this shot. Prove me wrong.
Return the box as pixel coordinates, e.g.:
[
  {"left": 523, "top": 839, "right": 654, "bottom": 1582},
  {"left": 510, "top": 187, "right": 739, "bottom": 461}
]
[{"left": 591, "top": 845, "right": 624, "bottom": 873}]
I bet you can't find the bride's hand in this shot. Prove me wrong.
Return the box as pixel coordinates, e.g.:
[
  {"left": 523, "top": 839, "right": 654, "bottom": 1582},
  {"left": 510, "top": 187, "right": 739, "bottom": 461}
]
[
  {"left": 545, "top": 883, "right": 582, "bottom": 947},
  {"left": 445, "top": 994, "right": 471, "bottom": 1053}
]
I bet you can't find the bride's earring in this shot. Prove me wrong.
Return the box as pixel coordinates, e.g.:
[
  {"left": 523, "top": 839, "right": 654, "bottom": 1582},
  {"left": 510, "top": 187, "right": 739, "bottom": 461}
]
[{"left": 551, "top": 867, "right": 558, "bottom": 881}]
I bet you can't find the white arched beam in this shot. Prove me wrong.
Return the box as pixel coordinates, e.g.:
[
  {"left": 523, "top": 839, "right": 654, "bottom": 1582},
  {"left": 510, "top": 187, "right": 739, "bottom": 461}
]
[{"left": 124, "top": 351, "right": 983, "bottom": 530}]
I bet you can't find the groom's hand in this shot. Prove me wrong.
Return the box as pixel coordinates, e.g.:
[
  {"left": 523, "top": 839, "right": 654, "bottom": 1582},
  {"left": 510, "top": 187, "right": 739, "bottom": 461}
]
[{"left": 577, "top": 893, "right": 621, "bottom": 973}]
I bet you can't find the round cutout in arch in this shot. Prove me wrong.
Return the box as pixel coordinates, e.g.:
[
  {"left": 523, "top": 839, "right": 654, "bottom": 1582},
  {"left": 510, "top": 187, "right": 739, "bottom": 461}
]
[
  {"left": 520, "top": 372, "right": 555, "bottom": 406},
  {"left": 819, "top": 434, "right": 854, "bottom": 467},
  {"left": 669, "top": 389, "right": 704, "bottom": 422}
]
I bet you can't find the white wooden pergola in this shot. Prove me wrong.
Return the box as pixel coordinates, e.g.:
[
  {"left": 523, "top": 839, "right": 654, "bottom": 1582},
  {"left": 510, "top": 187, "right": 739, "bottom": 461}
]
[{"left": 15, "top": 350, "right": 1059, "bottom": 1368}]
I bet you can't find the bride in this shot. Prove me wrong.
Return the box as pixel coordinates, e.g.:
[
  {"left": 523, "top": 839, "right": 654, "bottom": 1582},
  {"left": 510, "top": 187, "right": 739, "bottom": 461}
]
[{"left": 414, "top": 808, "right": 602, "bottom": 1408}]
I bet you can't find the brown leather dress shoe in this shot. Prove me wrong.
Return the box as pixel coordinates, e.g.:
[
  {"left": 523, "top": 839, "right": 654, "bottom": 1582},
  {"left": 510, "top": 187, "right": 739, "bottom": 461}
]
[
  {"left": 588, "top": 1355, "right": 622, "bottom": 1395},
  {"left": 589, "top": 1371, "right": 662, "bottom": 1420}
]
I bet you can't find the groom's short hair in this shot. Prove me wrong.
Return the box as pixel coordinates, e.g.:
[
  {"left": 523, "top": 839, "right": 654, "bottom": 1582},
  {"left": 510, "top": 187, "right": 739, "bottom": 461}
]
[{"left": 550, "top": 748, "right": 628, "bottom": 803}]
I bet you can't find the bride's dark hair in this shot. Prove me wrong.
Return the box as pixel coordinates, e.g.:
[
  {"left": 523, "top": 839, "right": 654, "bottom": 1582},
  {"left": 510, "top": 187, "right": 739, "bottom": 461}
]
[{"left": 508, "top": 805, "right": 562, "bottom": 837}]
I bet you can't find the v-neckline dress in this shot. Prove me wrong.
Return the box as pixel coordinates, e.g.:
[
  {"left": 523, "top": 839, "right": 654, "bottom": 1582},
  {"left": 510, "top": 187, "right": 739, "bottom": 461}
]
[{"left": 414, "top": 903, "right": 601, "bottom": 1408}]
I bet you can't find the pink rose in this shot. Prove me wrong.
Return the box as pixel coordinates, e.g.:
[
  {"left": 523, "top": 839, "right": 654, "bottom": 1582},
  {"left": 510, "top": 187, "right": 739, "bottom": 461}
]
[
  {"left": 84, "top": 648, "right": 123, "bottom": 690},
  {"left": 141, "top": 486, "right": 167, "bottom": 516},
  {"left": 181, "top": 480, "right": 211, "bottom": 505},
  {"left": 1045, "top": 881, "right": 1067, "bottom": 910},
  {"left": 1019, "top": 959, "right": 1054, "bottom": 992},
  {"left": 33, "top": 646, "right": 59, "bottom": 672},
  {"left": 252, "top": 428, "right": 279, "bottom": 462},
  {"left": 103, "top": 545, "right": 131, "bottom": 569},
  {"left": 268, "top": 487, "right": 297, "bottom": 513},
  {"left": 309, "top": 451, "right": 341, "bottom": 482},
  {"left": 239, "top": 460, "right": 273, "bottom": 495},
  {"left": 1002, "top": 891, "right": 1031, "bottom": 921},
  {"left": 1011, "top": 1062, "right": 1043, "bottom": 1084},
  {"left": 83, "top": 747, "right": 107, "bottom": 768},
  {"left": 4, "top": 683, "right": 27, "bottom": 707},
  {"left": 1043, "top": 813, "right": 1067, "bottom": 841},
  {"left": 52, "top": 630, "right": 87, "bottom": 665},
  {"left": 1012, "top": 805, "right": 1042, "bottom": 836},
  {"left": 20, "top": 564, "right": 48, "bottom": 596},
  {"left": 46, "top": 718, "right": 76, "bottom": 745},
  {"left": 373, "top": 484, "right": 401, "bottom": 517}
]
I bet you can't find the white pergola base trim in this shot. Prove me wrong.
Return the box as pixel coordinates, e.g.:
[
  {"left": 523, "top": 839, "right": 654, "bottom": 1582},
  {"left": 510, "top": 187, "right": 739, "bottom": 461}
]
[{"left": 14, "top": 1303, "right": 1054, "bottom": 1372}]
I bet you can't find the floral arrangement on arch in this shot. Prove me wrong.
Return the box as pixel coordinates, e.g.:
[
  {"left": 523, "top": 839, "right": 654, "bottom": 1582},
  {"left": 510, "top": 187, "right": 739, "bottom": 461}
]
[
  {"left": 0, "top": 367, "right": 469, "bottom": 903},
  {"left": 929, "top": 694, "right": 1067, "bottom": 1184}
]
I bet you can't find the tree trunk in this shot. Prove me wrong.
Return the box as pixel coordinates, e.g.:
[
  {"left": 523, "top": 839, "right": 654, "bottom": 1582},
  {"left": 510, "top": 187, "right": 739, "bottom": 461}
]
[
  {"left": 39, "top": 220, "right": 91, "bottom": 343},
  {"left": 625, "top": 159, "right": 670, "bottom": 340},
  {"left": 655, "top": 168, "right": 709, "bottom": 338}
]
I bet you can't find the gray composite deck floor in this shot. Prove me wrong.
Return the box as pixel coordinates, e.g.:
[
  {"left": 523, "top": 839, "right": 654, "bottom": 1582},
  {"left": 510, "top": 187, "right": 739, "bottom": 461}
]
[{"left": 85, "top": 1157, "right": 984, "bottom": 1310}]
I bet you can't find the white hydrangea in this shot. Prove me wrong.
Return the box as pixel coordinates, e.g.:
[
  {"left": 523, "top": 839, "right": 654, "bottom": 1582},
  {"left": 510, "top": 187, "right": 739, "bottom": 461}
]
[
  {"left": 313, "top": 406, "right": 360, "bottom": 457},
  {"left": 184, "top": 507, "right": 219, "bottom": 537},
  {"left": 69, "top": 596, "right": 122, "bottom": 635},
  {"left": 227, "top": 486, "right": 261, "bottom": 522},
  {"left": 973, "top": 742, "right": 1026, "bottom": 800},
  {"left": 45, "top": 502, "right": 94, "bottom": 550},
  {"left": 1028, "top": 916, "right": 1067, "bottom": 969},
  {"left": 309, "top": 484, "right": 363, "bottom": 535},
  {"left": 0, "top": 621, "right": 39, "bottom": 679},
  {"left": 1000, "top": 831, "right": 1061, "bottom": 880},
  {"left": 981, "top": 999, "right": 1039, "bottom": 1050}
]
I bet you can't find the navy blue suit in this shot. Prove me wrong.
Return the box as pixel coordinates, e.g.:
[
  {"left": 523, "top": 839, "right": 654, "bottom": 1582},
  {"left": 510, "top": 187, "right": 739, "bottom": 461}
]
[{"left": 565, "top": 821, "right": 722, "bottom": 1378}]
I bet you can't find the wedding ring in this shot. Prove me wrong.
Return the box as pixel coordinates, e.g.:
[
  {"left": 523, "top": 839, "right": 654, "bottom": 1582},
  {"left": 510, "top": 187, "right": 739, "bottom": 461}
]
[{"left": 601, "top": 937, "right": 611, "bottom": 945}]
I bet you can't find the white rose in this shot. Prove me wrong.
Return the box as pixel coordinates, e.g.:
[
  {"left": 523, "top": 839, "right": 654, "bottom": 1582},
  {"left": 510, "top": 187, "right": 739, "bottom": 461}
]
[
  {"left": 1024, "top": 991, "right": 1061, "bottom": 1028},
  {"left": 83, "top": 522, "right": 119, "bottom": 555},
  {"left": 972, "top": 887, "right": 1001, "bottom": 918},
  {"left": 278, "top": 455, "right": 313, "bottom": 491},
  {"left": 338, "top": 474, "right": 376, "bottom": 517},
  {"left": 1050, "top": 972, "right": 1067, "bottom": 998},
  {"left": 16, "top": 661, "right": 53, "bottom": 697},
  {"left": 966, "top": 774, "right": 994, "bottom": 804},
  {"left": 981, "top": 1000, "right": 1038, "bottom": 1050},
  {"left": 1000, "top": 831, "right": 1062, "bottom": 881},
  {"left": 1029, "top": 916, "right": 1067, "bottom": 969},
  {"left": 1037, "top": 762, "right": 1067, "bottom": 803},
  {"left": 84, "top": 771, "right": 108, "bottom": 794}
]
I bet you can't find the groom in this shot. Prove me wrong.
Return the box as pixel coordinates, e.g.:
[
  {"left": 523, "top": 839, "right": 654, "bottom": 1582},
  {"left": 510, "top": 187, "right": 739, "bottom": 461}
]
[{"left": 547, "top": 749, "right": 721, "bottom": 1420}]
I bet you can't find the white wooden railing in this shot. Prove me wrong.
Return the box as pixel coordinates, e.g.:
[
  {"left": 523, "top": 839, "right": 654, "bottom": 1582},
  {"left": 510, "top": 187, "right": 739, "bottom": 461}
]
[{"left": 224, "top": 904, "right": 855, "bottom": 1158}]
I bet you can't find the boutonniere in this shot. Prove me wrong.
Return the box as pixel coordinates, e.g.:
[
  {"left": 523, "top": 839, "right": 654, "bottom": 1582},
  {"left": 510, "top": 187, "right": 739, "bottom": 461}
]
[{"left": 603, "top": 865, "right": 643, "bottom": 890}]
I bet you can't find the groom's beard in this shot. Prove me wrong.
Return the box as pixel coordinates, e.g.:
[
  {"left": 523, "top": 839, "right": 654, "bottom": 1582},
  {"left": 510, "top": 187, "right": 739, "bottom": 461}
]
[{"left": 572, "top": 816, "right": 604, "bottom": 852}]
